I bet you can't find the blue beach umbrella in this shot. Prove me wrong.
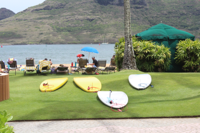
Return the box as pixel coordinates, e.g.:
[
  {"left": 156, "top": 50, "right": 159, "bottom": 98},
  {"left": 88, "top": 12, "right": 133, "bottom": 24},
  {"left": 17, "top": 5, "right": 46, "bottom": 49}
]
[{"left": 81, "top": 47, "right": 99, "bottom": 59}]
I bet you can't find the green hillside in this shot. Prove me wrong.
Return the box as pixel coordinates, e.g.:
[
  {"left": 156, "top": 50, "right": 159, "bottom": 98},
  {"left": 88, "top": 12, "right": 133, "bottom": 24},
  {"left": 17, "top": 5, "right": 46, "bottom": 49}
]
[{"left": 0, "top": 0, "right": 200, "bottom": 44}]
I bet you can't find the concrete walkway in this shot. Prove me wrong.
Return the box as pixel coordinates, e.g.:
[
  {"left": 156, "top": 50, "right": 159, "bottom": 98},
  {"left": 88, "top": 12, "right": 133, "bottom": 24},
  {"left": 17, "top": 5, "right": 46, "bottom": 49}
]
[{"left": 8, "top": 118, "right": 200, "bottom": 133}]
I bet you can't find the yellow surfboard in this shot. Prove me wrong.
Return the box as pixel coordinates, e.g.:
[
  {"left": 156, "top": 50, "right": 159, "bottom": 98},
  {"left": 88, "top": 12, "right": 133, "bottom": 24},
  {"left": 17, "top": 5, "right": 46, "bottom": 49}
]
[
  {"left": 73, "top": 77, "right": 101, "bottom": 92},
  {"left": 40, "top": 78, "right": 68, "bottom": 92}
]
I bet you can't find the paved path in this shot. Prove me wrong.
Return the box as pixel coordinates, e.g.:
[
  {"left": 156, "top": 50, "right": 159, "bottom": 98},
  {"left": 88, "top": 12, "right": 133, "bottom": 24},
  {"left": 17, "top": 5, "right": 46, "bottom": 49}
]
[{"left": 8, "top": 118, "right": 200, "bottom": 133}]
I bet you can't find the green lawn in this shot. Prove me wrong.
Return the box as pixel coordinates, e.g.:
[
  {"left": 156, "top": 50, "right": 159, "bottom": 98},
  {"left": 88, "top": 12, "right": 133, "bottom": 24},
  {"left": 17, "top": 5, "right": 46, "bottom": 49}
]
[{"left": 0, "top": 70, "right": 200, "bottom": 121}]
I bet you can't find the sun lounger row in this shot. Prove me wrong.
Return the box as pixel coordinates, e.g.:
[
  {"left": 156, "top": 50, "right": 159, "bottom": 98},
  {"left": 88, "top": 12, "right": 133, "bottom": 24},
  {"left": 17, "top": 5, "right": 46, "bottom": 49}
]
[
  {"left": 71, "top": 58, "right": 116, "bottom": 74},
  {"left": 0, "top": 58, "right": 116, "bottom": 75},
  {"left": 0, "top": 59, "right": 17, "bottom": 75}
]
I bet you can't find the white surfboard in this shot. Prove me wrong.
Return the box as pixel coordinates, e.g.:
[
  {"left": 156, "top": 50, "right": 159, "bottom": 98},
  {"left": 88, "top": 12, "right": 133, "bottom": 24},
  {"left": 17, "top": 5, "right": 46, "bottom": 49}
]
[
  {"left": 128, "top": 74, "right": 152, "bottom": 90},
  {"left": 97, "top": 91, "right": 128, "bottom": 109}
]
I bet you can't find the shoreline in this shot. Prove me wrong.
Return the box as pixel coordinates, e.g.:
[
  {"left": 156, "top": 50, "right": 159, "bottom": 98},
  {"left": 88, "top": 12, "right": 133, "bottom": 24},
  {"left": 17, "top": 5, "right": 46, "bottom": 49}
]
[
  {"left": 17, "top": 64, "right": 111, "bottom": 68},
  {"left": 1, "top": 43, "right": 114, "bottom": 46}
]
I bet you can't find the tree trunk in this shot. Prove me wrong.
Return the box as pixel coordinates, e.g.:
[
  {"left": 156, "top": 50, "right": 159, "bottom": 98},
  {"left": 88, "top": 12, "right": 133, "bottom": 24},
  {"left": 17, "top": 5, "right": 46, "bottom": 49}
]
[{"left": 122, "top": 0, "right": 137, "bottom": 70}]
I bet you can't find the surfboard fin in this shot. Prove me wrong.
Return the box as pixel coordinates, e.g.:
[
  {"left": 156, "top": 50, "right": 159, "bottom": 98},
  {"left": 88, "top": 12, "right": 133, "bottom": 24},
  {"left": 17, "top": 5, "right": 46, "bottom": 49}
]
[{"left": 109, "top": 90, "right": 112, "bottom": 98}]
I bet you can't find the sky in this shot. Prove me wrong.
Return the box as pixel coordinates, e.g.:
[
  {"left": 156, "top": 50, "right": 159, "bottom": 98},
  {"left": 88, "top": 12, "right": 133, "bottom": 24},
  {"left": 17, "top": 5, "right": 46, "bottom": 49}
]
[{"left": 0, "top": 0, "right": 46, "bottom": 13}]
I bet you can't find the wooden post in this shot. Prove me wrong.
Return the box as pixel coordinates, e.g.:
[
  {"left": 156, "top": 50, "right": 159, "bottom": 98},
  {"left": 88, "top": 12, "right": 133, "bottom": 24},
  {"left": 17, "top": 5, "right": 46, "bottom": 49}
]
[{"left": 0, "top": 73, "right": 9, "bottom": 102}]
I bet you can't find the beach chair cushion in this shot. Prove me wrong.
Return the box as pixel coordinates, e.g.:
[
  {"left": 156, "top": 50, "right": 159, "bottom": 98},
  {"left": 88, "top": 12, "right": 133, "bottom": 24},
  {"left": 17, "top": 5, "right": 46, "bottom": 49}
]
[
  {"left": 78, "top": 59, "right": 88, "bottom": 68},
  {"left": 25, "top": 66, "right": 36, "bottom": 71},
  {"left": 39, "top": 60, "right": 51, "bottom": 72},
  {"left": 97, "top": 60, "right": 106, "bottom": 67},
  {"left": 105, "top": 67, "right": 115, "bottom": 71},
  {"left": 98, "top": 66, "right": 115, "bottom": 73},
  {"left": 0, "top": 61, "right": 5, "bottom": 69},
  {"left": 98, "top": 66, "right": 106, "bottom": 71},
  {"left": 84, "top": 67, "right": 97, "bottom": 74},
  {"left": 8, "top": 60, "right": 17, "bottom": 68},
  {"left": 57, "top": 67, "right": 69, "bottom": 74},
  {"left": 57, "top": 67, "right": 68, "bottom": 71},
  {"left": 26, "top": 59, "right": 35, "bottom": 66}
]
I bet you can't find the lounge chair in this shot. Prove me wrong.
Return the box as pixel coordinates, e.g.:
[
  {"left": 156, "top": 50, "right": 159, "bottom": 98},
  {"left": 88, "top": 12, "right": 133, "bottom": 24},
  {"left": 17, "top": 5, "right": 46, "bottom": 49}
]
[
  {"left": 104, "top": 66, "right": 116, "bottom": 73},
  {"left": 73, "top": 58, "right": 88, "bottom": 73},
  {"left": 110, "top": 58, "right": 116, "bottom": 66},
  {"left": 97, "top": 60, "right": 106, "bottom": 74},
  {"left": 98, "top": 60, "right": 106, "bottom": 67},
  {"left": 37, "top": 60, "right": 51, "bottom": 74},
  {"left": 24, "top": 58, "right": 36, "bottom": 75},
  {"left": 7, "top": 59, "right": 17, "bottom": 75},
  {"left": 97, "top": 60, "right": 116, "bottom": 74},
  {"left": 79, "top": 59, "right": 98, "bottom": 74},
  {"left": 106, "top": 58, "right": 116, "bottom": 73},
  {"left": 56, "top": 66, "right": 69, "bottom": 74},
  {"left": 0, "top": 61, "right": 7, "bottom": 73},
  {"left": 0, "top": 61, "right": 5, "bottom": 69},
  {"left": 84, "top": 67, "right": 97, "bottom": 75}
]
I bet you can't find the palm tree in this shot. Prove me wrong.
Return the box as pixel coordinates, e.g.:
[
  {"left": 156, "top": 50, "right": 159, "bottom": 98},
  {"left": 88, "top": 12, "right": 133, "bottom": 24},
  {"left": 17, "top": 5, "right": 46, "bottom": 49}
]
[{"left": 123, "top": 0, "right": 137, "bottom": 69}]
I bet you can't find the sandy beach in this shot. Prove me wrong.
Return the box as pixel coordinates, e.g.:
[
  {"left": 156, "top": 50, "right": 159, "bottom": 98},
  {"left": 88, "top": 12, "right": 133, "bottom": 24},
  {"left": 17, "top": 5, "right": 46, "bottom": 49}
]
[
  {"left": 16, "top": 63, "right": 111, "bottom": 69},
  {"left": 16, "top": 64, "right": 71, "bottom": 68},
  {"left": 17, "top": 64, "right": 70, "bottom": 67}
]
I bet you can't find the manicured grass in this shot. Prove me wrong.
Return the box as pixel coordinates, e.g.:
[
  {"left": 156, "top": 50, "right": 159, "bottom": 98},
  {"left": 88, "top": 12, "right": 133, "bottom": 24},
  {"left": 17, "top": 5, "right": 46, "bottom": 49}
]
[{"left": 0, "top": 70, "right": 200, "bottom": 121}]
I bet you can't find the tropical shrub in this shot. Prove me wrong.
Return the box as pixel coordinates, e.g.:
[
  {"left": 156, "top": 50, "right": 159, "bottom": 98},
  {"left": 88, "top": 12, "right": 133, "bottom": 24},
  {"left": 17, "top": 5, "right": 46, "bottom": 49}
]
[
  {"left": 114, "top": 37, "right": 125, "bottom": 71},
  {"left": 175, "top": 39, "right": 200, "bottom": 72},
  {"left": 114, "top": 36, "right": 171, "bottom": 72},
  {"left": 133, "top": 40, "right": 171, "bottom": 72},
  {"left": 0, "top": 110, "right": 14, "bottom": 133}
]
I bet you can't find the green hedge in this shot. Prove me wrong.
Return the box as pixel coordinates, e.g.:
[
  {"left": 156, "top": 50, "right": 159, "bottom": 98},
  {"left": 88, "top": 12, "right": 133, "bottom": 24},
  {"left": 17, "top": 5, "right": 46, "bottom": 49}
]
[
  {"left": 175, "top": 39, "right": 200, "bottom": 72},
  {"left": 115, "top": 37, "right": 171, "bottom": 72}
]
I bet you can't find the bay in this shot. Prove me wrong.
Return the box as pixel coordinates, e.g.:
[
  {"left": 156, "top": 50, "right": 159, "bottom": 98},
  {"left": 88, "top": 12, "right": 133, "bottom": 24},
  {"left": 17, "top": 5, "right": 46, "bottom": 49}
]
[{"left": 0, "top": 44, "right": 115, "bottom": 65}]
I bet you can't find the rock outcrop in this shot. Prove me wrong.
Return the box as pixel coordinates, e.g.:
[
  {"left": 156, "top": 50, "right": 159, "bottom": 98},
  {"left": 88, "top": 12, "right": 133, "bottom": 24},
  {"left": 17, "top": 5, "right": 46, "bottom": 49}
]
[{"left": 0, "top": 8, "right": 15, "bottom": 20}]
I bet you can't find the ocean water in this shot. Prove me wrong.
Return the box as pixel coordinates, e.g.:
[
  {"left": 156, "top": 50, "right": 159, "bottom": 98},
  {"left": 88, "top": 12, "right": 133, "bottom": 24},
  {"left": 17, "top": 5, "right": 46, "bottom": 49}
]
[{"left": 0, "top": 44, "right": 115, "bottom": 65}]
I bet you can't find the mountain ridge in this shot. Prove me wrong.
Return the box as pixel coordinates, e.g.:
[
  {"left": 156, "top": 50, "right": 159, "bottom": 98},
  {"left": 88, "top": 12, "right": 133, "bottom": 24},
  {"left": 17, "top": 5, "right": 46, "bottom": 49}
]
[
  {"left": 0, "top": 0, "right": 200, "bottom": 45},
  {"left": 0, "top": 8, "right": 15, "bottom": 20}
]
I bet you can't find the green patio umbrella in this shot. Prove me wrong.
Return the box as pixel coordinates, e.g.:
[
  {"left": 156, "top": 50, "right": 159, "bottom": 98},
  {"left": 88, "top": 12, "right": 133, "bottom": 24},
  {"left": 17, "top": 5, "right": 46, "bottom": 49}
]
[{"left": 136, "top": 23, "right": 195, "bottom": 72}]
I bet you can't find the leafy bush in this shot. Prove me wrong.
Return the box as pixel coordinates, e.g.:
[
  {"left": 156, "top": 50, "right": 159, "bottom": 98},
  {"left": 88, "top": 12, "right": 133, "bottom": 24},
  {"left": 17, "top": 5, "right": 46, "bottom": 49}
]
[
  {"left": 133, "top": 40, "right": 171, "bottom": 72},
  {"left": 175, "top": 39, "right": 200, "bottom": 72},
  {"left": 0, "top": 110, "right": 14, "bottom": 133},
  {"left": 114, "top": 37, "right": 125, "bottom": 71},
  {"left": 114, "top": 36, "right": 171, "bottom": 72}
]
